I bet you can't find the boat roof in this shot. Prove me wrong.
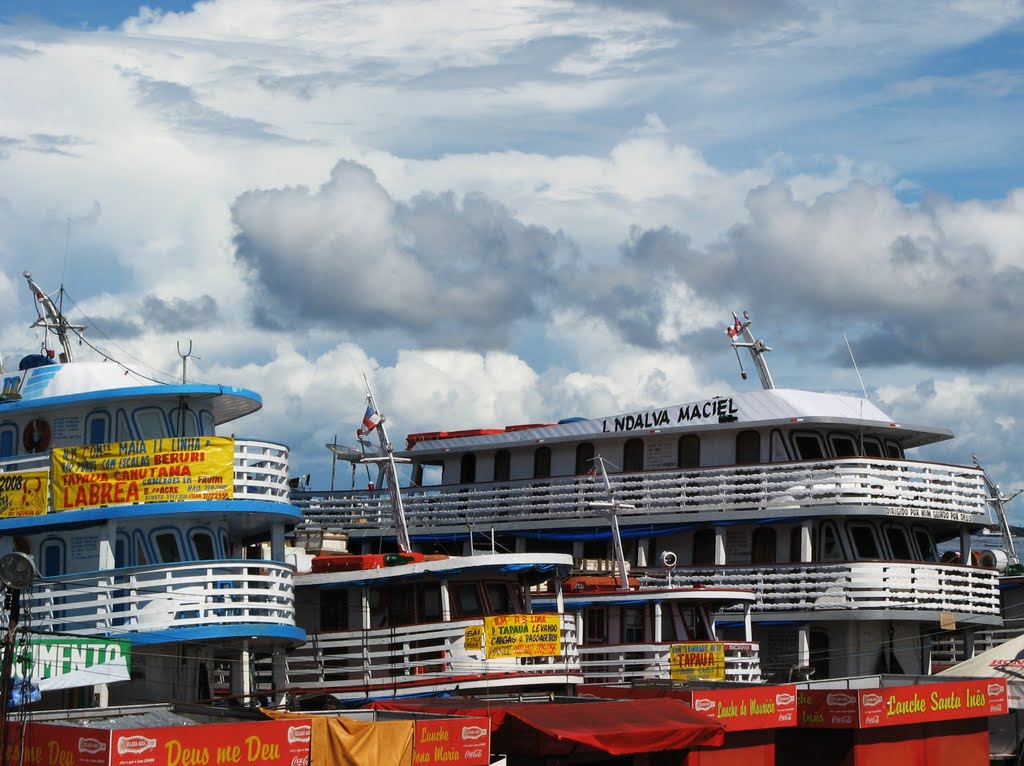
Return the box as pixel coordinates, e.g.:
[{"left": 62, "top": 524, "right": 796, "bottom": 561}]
[
  {"left": 0, "top": 361, "right": 261, "bottom": 424},
  {"left": 295, "top": 552, "right": 575, "bottom": 588},
  {"left": 403, "top": 387, "right": 953, "bottom": 455}
]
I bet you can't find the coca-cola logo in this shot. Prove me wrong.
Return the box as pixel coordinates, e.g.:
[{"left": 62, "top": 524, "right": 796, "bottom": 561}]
[
  {"left": 775, "top": 693, "right": 795, "bottom": 706},
  {"left": 826, "top": 693, "right": 856, "bottom": 707},
  {"left": 831, "top": 714, "right": 853, "bottom": 724},
  {"left": 291, "top": 757, "right": 309, "bottom": 766},
  {"left": 464, "top": 748, "right": 484, "bottom": 758},
  {"left": 78, "top": 738, "right": 106, "bottom": 755},
  {"left": 693, "top": 698, "right": 715, "bottom": 713},
  {"left": 288, "top": 725, "right": 312, "bottom": 744},
  {"left": 989, "top": 684, "right": 1004, "bottom": 697},
  {"left": 864, "top": 715, "right": 880, "bottom": 725},
  {"left": 862, "top": 694, "right": 883, "bottom": 708},
  {"left": 117, "top": 736, "right": 156, "bottom": 755},
  {"left": 461, "top": 726, "right": 487, "bottom": 741}
]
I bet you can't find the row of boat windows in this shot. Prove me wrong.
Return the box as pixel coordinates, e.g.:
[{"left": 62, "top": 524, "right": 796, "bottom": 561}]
[
  {"left": 32, "top": 527, "right": 230, "bottom": 577},
  {"left": 316, "top": 581, "right": 526, "bottom": 632},
  {"left": 685, "top": 522, "right": 938, "bottom": 566},
  {"left": 421, "top": 430, "right": 905, "bottom": 485},
  {"left": 0, "top": 405, "right": 214, "bottom": 458},
  {"left": 583, "top": 603, "right": 715, "bottom": 645}
]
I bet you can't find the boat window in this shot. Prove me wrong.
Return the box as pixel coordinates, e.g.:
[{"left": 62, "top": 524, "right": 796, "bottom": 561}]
[
  {"left": 134, "top": 408, "right": 168, "bottom": 439},
  {"left": 692, "top": 529, "right": 716, "bottom": 566},
  {"left": 735, "top": 431, "right": 761, "bottom": 464},
  {"left": 752, "top": 528, "right": 777, "bottom": 564},
  {"left": 575, "top": 442, "right": 595, "bottom": 475},
  {"left": 623, "top": 606, "right": 645, "bottom": 643},
  {"left": 452, "top": 583, "right": 484, "bottom": 617},
  {"left": 116, "top": 410, "right": 133, "bottom": 441},
  {"left": 387, "top": 586, "right": 416, "bottom": 626},
  {"left": 810, "top": 628, "right": 830, "bottom": 681},
  {"left": 134, "top": 532, "right": 150, "bottom": 565},
  {"left": 85, "top": 412, "right": 109, "bottom": 445},
  {"left": 912, "top": 527, "right": 938, "bottom": 562},
  {"left": 769, "top": 430, "right": 790, "bottom": 462},
  {"left": 792, "top": 432, "right": 825, "bottom": 460},
  {"left": 170, "top": 407, "right": 199, "bottom": 437},
  {"left": 623, "top": 439, "right": 644, "bottom": 472},
  {"left": 200, "top": 411, "right": 215, "bottom": 436},
  {"left": 677, "top": 435, "right": 700, "bottom": 468},
  {"left": 884, "top": 441, "right": 903, "bottom": 459},
  {"left": 154, "top": 530, "right": 183, "bottom": 563},
  {"left": 848, "top": 523, "right": 881, "bottom": 559},
  {"left": 830, "top": 433, "right": 858, "bottom": 458},
  {"left": 420, "top": 584, "right": 442, "bottom": 622},
  {"left": 485, "top": 583, "right": 520, "bottom": 615},
  {"left": 320, "top": 590, "right": 349, "bottom": 631},
  {"left": 191, "top": 530, "right": 217, "bottom": 560},
  {"left": 585, "top": 608, "right": 608, "bottom": 643},
  {"left": 0, "top": 426, "right": 14, "bottom": 458},
  {"left": 883, "top": 524, "right": 913, "bottom": 560},
  {"left": 460, "top": 453, "right": 477, "bottom": 484},
  {"left": 40, "top": 538, "right": 64, "bottom": 577},
  {"left": 115, "top": 534, "right": 128, "bottom": 568},
  {"left": 414, "top": 461, "right": 443, "bottom": 487},
  {"left": 493, "top": 450, "right": 511, "bottom": 482},
  {"left": 533, "top": 446, "right": 551, "bottom": 479},
  {"left": 789, "top": 527, "right": 805, "bottom": 562},
  {"left": 816, "top": 522, "right": 845, "bottom": 561},
  {"left": 862, "top": 437, "right": 884, "bottom": 458}
]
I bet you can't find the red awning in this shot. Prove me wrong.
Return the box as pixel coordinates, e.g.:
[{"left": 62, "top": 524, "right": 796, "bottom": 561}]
[{"left": 369, "top": 697, "right": 725, "bottom": 756}]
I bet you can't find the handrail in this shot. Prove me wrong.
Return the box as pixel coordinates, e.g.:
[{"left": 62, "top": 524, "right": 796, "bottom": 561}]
[
  {"left": 576, "top": 640, "right": 761, "bottom": 684},
  {"left": 293, "top": 457, "right": 989, "bottom": 532},
  {"left": 16, "top": 560, "right": 296, "bottom": 637}
]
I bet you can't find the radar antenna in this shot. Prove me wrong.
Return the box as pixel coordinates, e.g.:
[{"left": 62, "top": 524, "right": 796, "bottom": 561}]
[
  {"left": 24, "top": 271, "right": 85, "bottom": 364},
  {"left": 726, "top": 310, "right": 775, "bottom": 390}
]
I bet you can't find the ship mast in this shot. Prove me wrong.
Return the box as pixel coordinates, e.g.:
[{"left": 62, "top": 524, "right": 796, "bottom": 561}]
[
  {"left": 24, "top": 271, "right": 84, "bottom": 364},
  {"left": 589, "top": 456, "right": 634, "bottom": 590},
  {"left": 727, "top": 310, "right": 774, "bottom": 390},
  {"left": 360, "top": 380, "right": 412, "bottom": 553}
]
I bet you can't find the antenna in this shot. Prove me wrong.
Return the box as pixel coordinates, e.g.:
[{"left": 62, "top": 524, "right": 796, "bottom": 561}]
[
  {"left": 974, "top": 455, "right": 1021, "bottom": 571},
  {"left": 726, "top": 311, "right": 775, "bottom": 390},
  {"left": 844, "top": 334, "right": 868, "bottom": 399},
  {"left": 360, "top": 376, "right": 412, "bottom": 553},
  {"left": 177, "top": 340, "right": 196, "bottom": 384}
]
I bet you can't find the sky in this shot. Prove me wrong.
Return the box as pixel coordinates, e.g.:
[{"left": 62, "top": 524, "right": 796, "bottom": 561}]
[{"left": 1, "top": 1, "right": 1023, "bottom": 520}]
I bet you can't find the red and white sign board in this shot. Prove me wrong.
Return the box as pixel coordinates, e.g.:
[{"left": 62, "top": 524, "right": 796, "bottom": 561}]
[
  {"left": 687, "top": 685, "right": 798, "bottom": 731},
  {"left": 414, "top": 717, "right": 491, "bottom": 765},
  {"left": 796, "top": 678, "right": 1008, "bottom": 729}
]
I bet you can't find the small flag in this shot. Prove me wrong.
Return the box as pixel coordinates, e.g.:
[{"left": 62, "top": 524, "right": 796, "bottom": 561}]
[
  {"left": 726, "top": 318, "right": 742, "bottom": 338},
  {"left": 362, "top": 405, "right": 382, "bottom": 433},
  {"left": 587, "top": 465, "right": 598, "bottom": 479}
]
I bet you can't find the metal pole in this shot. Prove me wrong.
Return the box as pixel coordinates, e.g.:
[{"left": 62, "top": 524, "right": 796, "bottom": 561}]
[{"left": 0, "top": 588, "right": 22, "bottom": 766}]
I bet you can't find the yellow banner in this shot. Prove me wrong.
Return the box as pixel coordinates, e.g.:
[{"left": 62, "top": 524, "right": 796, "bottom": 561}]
[
  {"left": 52, "top": 437, "right": 235, "bottom": 511},
  {"left": 0, "top": 471, "right": 49, "bottom": 518},
  {"left": 669, "top": 642, "right": 726, "bottom": 681},
  {"left": 484, "top": 614, "right": 561, "bottom": 659}
]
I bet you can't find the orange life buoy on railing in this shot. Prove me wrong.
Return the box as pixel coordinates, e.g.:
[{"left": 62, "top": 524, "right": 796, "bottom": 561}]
[{"left": 22, "top": 419, "right": 51, "bottom": 453}]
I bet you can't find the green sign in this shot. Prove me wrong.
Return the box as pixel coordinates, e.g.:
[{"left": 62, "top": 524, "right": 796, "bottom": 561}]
[{"left": 16, "top": 637, "right": 131, "bottom": 691}]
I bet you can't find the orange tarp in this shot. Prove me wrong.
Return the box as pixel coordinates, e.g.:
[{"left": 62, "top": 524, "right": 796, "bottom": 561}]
[{"left": 263, "top": 709, "right": 414, "bottom": 766}]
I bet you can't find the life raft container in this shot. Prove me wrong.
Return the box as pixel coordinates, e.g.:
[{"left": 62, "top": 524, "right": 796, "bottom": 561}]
[{"left": 311, "top": 552, "right": 427, "bottom": 573}]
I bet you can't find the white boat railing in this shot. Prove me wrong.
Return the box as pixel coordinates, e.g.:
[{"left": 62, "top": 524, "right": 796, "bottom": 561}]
[
  {"left": 264, "top": 613, "right": 581, "bottom": 700},
  {"left": 577, "top": 641, "right": 761, "bottom": 684},
  {"left": 0, "top": 438, "right": 292, "bottom": 509},
  {"left": 636, "top": 561, "right": 1001, "bottom": 616},
  {"left": 293, "top": 458, "right": 988, "bottom": 532},
  {"left": 16, "top": 561, "right": 297, "bottom": 637}
]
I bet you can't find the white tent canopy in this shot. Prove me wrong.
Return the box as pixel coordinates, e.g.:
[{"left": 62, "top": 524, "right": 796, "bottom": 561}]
[{"left": 937, "top": 634, "right": 1024, "bottom": 709}]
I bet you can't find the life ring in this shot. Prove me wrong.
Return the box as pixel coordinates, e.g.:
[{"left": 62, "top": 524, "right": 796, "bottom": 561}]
[{"left": 23, "top": 419, "right": 51, "bottom": 453}]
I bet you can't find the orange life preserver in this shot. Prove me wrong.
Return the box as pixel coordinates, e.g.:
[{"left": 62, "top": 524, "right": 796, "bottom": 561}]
[{"left": 22, "top": 419, "right": 51, "bottom": 453}]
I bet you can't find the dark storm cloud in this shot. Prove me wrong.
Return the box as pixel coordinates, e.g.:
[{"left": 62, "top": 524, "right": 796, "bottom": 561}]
[
  {"left": 141, "top": 294, "right": 219, "bottom": 333},
  {"left": 232, "top": 160, "right": 576, "bottom": 349}
]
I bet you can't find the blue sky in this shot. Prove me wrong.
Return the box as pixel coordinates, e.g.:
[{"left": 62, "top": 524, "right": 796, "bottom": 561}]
[{"left": 1, "top": 1, "right": 1023, "bottom": 518}]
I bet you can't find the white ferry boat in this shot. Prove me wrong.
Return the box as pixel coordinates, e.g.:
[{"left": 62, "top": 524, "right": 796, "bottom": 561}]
[
  {"left": 293, "top": 313, "right": 1004, "bottom": 681},
  {"left": 0, "top": 272, "right": 302, "bottom": 709}
]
